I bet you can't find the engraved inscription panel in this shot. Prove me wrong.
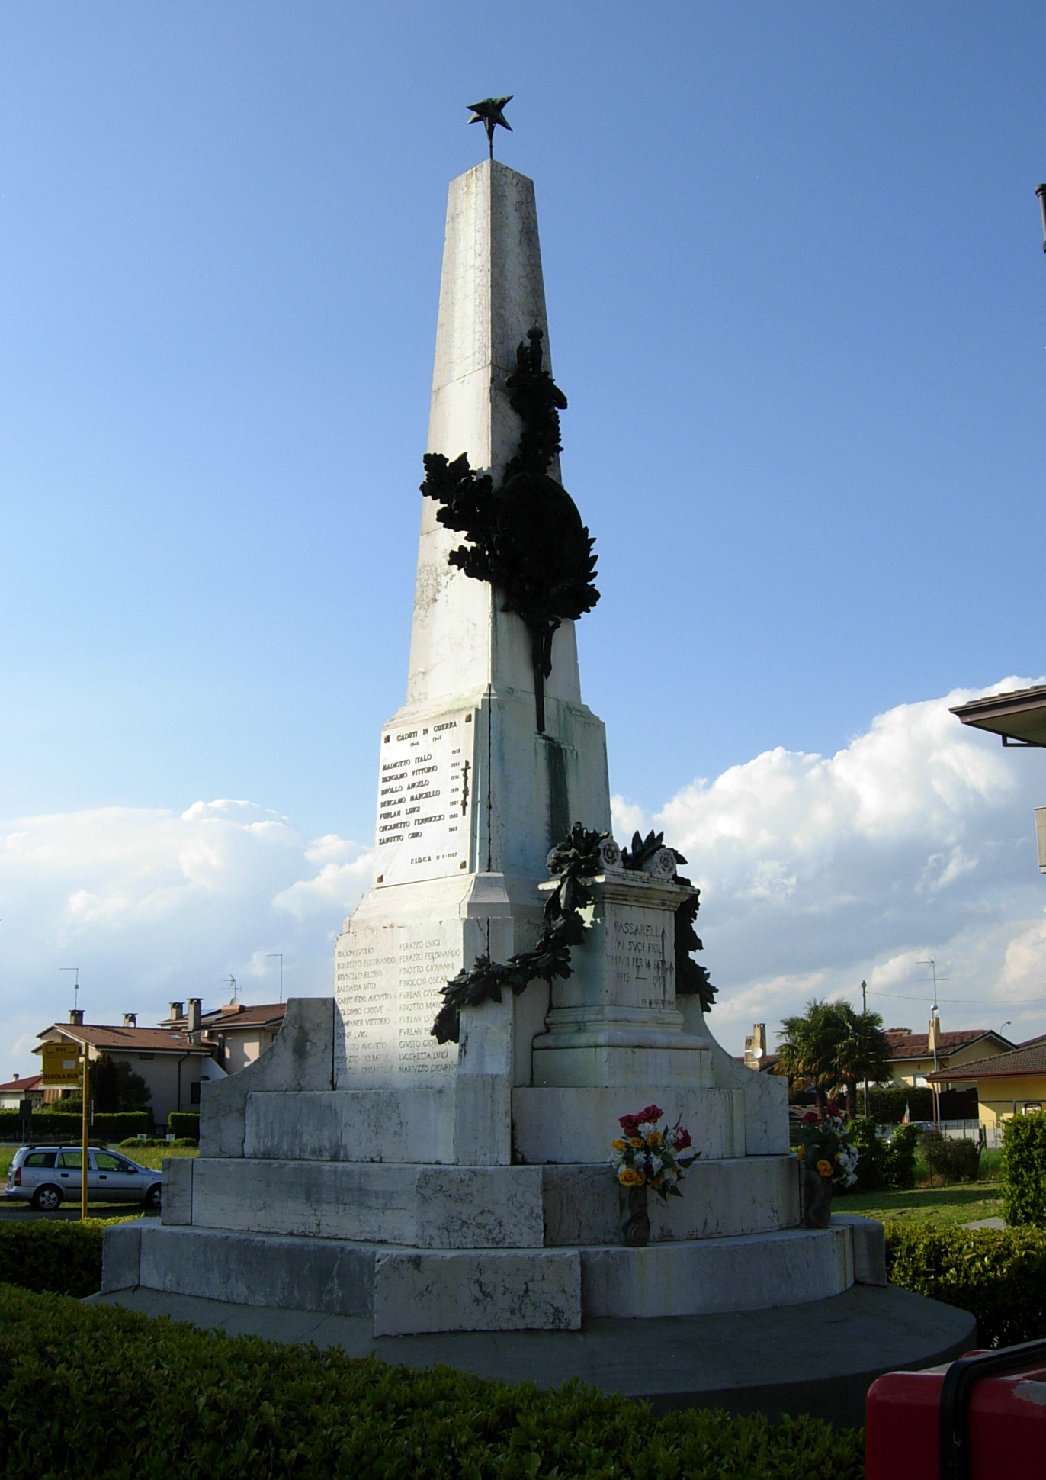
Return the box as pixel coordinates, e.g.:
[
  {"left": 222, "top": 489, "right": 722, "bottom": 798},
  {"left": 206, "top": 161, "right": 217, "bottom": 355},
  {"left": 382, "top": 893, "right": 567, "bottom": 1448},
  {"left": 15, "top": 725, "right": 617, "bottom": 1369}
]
[
  {"left": 335, "top": 919, "right": 461, "bottom": 1087},
  {"left": 374, "top": 710, "right": 473, "bottom": 886},
  {"left": 605, "top": 905, "right": 675, "bottom": 1011}
]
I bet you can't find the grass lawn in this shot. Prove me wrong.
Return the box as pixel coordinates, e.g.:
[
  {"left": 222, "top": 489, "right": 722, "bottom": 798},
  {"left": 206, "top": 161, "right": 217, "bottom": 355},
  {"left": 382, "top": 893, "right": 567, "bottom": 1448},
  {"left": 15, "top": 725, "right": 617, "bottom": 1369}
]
[{"left": 839, "top": 1182, "right": 1003, "bottom": 1227}]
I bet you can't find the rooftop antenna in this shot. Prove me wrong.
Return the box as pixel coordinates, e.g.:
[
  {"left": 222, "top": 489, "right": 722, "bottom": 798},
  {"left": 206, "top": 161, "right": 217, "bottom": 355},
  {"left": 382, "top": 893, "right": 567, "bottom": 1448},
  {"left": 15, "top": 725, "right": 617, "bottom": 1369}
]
[
  {"left": 60, "top": 966, "right": 80, "bottom": 1012},
  {"left": 267, "top": 953, "right": 284, "bottom": 1004},
  {"left": 225, "top": 973, "right": 238, "bottom": 1003}
]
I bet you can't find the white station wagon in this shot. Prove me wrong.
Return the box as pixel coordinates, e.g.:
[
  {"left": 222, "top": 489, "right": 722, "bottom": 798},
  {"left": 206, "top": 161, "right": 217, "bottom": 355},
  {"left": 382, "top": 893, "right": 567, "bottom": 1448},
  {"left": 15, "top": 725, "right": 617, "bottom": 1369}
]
[{"left": 5, "top": 1145, "right": 163, "bottom": 1211}]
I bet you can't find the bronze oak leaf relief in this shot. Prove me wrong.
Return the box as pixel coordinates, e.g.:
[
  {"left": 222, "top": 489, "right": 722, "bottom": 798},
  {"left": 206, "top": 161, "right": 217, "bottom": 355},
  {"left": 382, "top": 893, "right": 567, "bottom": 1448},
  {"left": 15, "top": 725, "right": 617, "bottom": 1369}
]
[{"left": 420, "top": 328, "right": 598, "bottom": 732}]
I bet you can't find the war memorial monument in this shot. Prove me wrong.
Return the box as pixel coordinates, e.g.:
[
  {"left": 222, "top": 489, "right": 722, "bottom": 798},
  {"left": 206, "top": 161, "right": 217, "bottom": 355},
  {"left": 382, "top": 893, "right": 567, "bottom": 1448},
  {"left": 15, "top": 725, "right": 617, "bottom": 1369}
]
[{"left": 100, "top": 110, "right": 973, "bottom": 1417}]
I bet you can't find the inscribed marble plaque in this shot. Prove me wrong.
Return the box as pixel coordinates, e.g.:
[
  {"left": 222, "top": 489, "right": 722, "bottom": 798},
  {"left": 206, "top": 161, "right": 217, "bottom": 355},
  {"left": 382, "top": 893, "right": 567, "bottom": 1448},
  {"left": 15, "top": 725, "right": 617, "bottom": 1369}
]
[
  {"left": 335, "top": 918, "right": 461, "bottom": 1087},
  {"left": 374, "top": 710, "right": 474, "bottom": 886}
]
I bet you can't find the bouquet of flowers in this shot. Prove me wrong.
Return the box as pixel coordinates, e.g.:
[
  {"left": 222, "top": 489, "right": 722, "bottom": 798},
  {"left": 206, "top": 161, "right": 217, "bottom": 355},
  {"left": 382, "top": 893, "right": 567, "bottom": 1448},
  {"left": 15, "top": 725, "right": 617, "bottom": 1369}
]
[
  {"left": 610, "top": 1103, "right": 699, "bottom": 1200},
  {"left": 793, "top": 1103, "right": 859, "bottom": 1187}
]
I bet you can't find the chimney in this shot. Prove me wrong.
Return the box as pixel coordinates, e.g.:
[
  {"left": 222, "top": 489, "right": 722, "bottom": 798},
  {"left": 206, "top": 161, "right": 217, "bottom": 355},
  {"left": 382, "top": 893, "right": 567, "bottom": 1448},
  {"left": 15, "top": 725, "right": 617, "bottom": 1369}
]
[
  {"left": 744, "top": 1024, "right": 768, "bottom": 1069},
  {"left": 928, "top": 1011, "right": 941, "bottom": 1057},
  {"left": 169, "top": 1001, "right": 185, "bottom": 1021},
  {"left": 187, "top": 998, "right": 202, "bottom": 1035},
  {"left": 123, "top": 1012, "right": 137, "bottom": 1028},
  {"left": 69, "top": 1008, "right": 84, "bottom": 1026}
]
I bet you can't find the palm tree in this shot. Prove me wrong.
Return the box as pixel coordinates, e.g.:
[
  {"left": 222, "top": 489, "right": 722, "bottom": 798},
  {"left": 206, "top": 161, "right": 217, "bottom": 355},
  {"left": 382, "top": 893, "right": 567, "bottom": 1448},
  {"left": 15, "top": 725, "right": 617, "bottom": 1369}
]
[
  {"left": 776, "top": 999, "right": 892, "bottom": 1115},
  {"left": 830, "top": 1003, "right": 892, "bottom": 1118}
]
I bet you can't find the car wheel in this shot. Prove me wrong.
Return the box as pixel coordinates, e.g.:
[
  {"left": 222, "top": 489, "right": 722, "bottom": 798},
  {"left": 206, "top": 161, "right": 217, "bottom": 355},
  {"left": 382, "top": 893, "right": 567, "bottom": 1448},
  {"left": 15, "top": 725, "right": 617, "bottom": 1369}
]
[
  {"left": 143, "top": 1184, "right": 162, "bottom": 1211},
  {"left": 31, "top": 1185, "right": 62, "bottom": 1212}
]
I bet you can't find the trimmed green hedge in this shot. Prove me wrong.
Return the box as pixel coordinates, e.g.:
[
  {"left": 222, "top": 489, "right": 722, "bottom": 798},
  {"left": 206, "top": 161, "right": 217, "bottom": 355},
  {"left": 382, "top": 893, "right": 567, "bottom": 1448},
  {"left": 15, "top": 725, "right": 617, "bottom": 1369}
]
[
  {"left": 0, "top": 1219, "right": 108, "bottom": 1297},
  {"left": 1002, "top": 1111, "right": 1046, "bottom": 1227},
  {"left": 885, "top": 1223, "right": 1046, "bottom": 1347},
  {"left": 167, "top": 1111, "right": 200, "bottom": 1140},
  {"left": 0, "top": 1285, "right": 863, "bottom": 1479},
  {"left": 0, "top": 1109, "right": 154, "bottom": 1142}
]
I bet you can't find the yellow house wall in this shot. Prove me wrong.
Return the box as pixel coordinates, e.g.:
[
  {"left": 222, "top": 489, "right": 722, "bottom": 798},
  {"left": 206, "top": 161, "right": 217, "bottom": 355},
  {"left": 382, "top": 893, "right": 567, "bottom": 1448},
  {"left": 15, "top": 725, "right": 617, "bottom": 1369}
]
[{"left": 971, "top": 1075, "right": 1046, "bottom": 1135}]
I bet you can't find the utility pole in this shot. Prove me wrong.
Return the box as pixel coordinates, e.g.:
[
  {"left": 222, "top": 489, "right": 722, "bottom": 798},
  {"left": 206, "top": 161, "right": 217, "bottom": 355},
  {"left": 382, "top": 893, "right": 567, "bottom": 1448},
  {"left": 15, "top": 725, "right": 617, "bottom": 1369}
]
[
  {"left": 918, "top": 959, "right": 940, "bottom": 1125},
  {"left": 861, "top": 980, "right": 870, "bottom": 1117},
  {"left": 60, "top": 967, "right": 88, "bottom": 1219}
]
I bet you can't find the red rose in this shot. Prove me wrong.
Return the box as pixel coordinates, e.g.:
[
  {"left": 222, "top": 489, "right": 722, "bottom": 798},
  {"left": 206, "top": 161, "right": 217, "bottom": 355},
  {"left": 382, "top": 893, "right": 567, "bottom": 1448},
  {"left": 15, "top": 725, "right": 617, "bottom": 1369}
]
[
  {"left": 673, "top": 1127, "right": 692, "bottom": 1151},
  {"left": 638, "top": 1104, "right": 664, "bottom": 1124},
  {"left": 802, "top": 1111, "right": 820, "bottom": 1125},
  {"left": 619, "top": 1114, "right": 640, "bottom": 1134}
]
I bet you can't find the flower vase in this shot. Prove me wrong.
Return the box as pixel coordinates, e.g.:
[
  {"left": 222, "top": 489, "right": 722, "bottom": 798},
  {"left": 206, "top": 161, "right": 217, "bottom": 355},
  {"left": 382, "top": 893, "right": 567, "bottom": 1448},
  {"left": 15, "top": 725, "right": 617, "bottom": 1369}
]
[
  {"left": 801, "top": 1165, "right": 834, "bottom": 1229},
  {"left": 622, "top": 1183, "right": 651, "bottom": 1246}
]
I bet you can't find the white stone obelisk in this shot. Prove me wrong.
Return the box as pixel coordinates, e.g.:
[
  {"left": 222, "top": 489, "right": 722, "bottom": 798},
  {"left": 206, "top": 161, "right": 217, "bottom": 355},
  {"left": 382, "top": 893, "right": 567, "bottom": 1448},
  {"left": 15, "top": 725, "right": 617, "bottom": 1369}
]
[{"left": 333, "top": 162, "right": 610, "bottom": 1156}]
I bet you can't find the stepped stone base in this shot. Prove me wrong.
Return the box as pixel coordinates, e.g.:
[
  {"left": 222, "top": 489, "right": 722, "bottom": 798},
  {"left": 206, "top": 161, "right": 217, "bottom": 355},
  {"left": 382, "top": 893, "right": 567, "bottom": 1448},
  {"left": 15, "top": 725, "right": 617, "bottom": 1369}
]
[
  {"left": 162, "top": 1155, "right": 801, "bottom": 1247},
  {"left": 102, "top": 1215, "right": 883, "bottom": 1338}
]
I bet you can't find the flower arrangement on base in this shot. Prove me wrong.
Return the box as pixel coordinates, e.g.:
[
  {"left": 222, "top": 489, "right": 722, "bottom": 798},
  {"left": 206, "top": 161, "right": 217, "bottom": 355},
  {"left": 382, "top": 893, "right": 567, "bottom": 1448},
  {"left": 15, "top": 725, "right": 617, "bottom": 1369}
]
[
  {"left": 793, "top": 1103, "right": 859, "bottom": 1188},
  {"left": 610, "top": 1104, "right": 700, "bottom": 1199}
]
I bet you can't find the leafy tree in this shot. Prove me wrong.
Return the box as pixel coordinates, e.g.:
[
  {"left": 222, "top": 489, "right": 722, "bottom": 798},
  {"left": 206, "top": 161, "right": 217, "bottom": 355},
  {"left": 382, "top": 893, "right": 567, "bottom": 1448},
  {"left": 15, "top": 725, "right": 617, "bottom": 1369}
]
[
  {"left": 90, "top": 1055, "right": 151, "bottom": 1113},
  {"left": 776, "top": 998, "right": 893, "bottom": 1115}
]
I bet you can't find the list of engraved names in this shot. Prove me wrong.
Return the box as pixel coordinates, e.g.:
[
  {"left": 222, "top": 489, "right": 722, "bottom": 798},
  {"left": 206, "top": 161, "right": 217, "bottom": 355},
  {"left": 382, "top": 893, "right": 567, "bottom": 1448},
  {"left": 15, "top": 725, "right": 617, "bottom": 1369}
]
[
  {"left": 374, "top": 710, "right": 473, "bottom": 886},
  {"left": 336, "top": 922, "right": 460, "bottom": 1084}
]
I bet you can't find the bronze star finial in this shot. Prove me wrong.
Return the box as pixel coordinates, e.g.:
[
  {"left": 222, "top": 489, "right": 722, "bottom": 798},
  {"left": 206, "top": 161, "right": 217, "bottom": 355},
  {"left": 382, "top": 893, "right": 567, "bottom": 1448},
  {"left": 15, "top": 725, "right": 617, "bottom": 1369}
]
[{"left": 467, "top": 96, "right": 513, "bottom": 161}]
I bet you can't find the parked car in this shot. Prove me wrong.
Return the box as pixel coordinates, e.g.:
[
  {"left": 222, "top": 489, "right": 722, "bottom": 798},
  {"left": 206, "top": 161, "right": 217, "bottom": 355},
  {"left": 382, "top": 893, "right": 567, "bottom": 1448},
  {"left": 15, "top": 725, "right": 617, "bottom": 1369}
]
[{"left": 4, "top": 1145, "right": 162, "bottom": 1211}]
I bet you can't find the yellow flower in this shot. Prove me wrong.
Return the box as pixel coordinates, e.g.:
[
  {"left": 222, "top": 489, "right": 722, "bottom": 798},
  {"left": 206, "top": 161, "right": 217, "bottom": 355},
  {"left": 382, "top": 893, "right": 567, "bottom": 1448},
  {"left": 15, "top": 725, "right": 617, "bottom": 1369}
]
[
  {"left": 628, "top": 1137, "right": 644, "bottom": 1148},
  {"left": 611, "top": 1138, "right": 626, "bottom": 1151},
  {"left": 796, "top": 1146, "right": 805, "bottom": 1161},
  {"left": 816, "top": 1159, "right": 834, "bottom": 1178},
  {"left": 619, "top": 1167, "right": 646, "bottom": 1187},
  {"left": 645, "top": 1130, "right": 663, "bottom": 1147}
]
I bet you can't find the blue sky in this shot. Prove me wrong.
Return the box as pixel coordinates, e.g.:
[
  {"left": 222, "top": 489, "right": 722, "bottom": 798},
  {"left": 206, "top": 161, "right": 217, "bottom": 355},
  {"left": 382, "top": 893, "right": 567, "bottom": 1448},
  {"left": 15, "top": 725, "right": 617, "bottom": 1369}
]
[{"left": 2, "top": 3, "right": 1045, "bottom": 1075}]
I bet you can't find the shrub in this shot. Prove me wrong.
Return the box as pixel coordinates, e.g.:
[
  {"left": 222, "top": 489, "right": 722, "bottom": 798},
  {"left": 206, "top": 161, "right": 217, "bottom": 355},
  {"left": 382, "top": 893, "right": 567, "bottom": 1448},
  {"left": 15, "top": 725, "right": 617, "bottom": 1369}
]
[
  {"left": 119, "top": 1136, "right": 197, "bottom": 1150},
  {"left": 168, "top": 1111, "right": 200, "bottom": 1140},
  {"left": 919, "top": 1129, "right": 981, "bottom": 1184},
  {"left": 845, "top": 1117, "right": 888, "bottom": 1192},
  {"left": 884, "top": 1123, "right": 918, "bottom": 1189},
  {"left": 837, "top": 1120, "right": 916, "bottom": 1194},
  {"left": 0, "top": 1219, "right": 107, "bottom": 1297},
  {"left": 0, "top": 1285, "right": 863, "bottom": 1479},
  {"left": 885, "top": 1223, "right": 1046, "bottom": 1347},
  {"left": 1002, "top": 1111, "right": 1046, "bottom": 1227}
]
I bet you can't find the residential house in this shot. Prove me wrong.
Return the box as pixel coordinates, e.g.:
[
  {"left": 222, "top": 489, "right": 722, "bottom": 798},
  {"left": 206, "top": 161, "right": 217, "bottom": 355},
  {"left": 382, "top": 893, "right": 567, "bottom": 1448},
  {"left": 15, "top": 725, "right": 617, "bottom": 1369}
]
[
  {"left": 951, "top": 683, "right": 1046, "bottom": 872},
  {"left": 160, "top": 998, "right": 286, "bottom": 1075},
  {"left": 885, "top": 1016, "right": 1016, "bottom": 1090},
  {"left": 35, "top": 1010, "right": 219, "bottom": 1127},
  {"left": 929, "top": 1037, "right": 1046, "bottom": 1143},
  {"left": 34, "top": 997, "right": 288, "bottom": 1130},
  {"left": 885, "top": 1014, "right": 1015, "bottom": 1119},
  {"left": 0, "top": 1073, "right": 44, "bottom": 1111}
]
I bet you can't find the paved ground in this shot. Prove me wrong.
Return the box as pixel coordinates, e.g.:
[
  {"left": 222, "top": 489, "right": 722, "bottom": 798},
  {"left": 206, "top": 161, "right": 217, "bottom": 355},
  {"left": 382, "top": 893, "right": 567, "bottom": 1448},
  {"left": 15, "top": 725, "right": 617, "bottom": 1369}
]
[{"left": 90, "top": 1282, "right": 975, "bottom": 1429}]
